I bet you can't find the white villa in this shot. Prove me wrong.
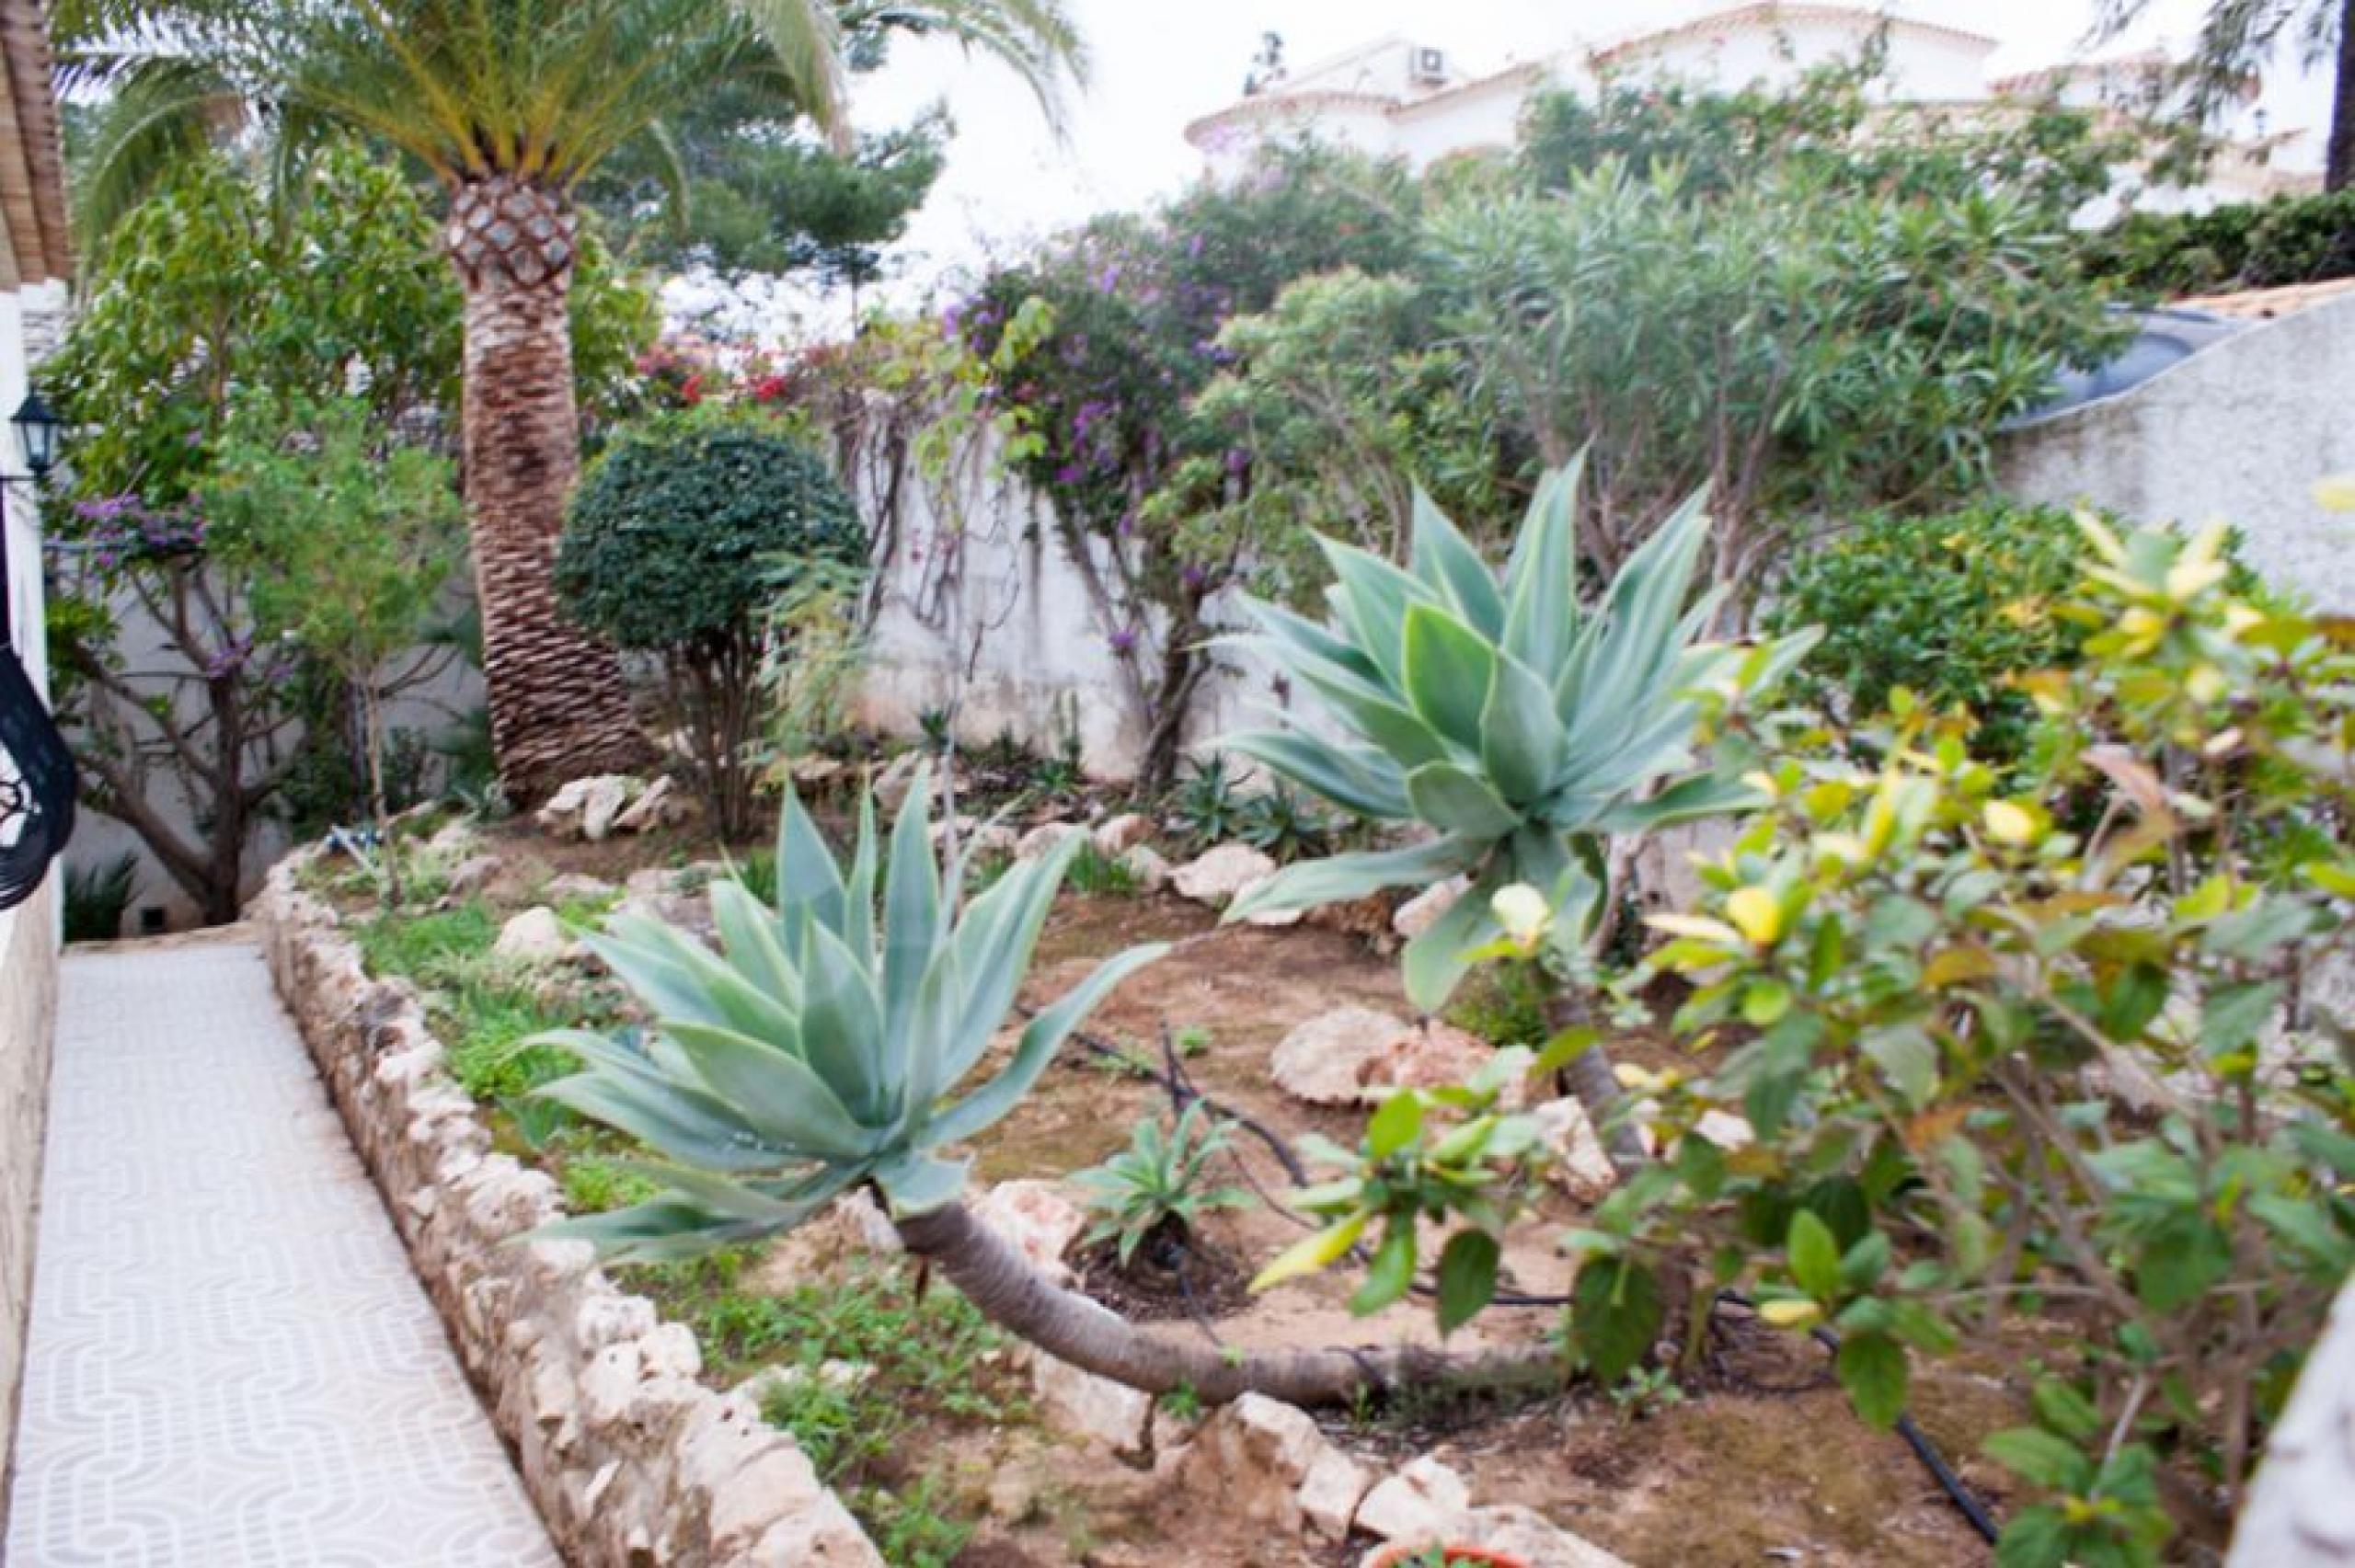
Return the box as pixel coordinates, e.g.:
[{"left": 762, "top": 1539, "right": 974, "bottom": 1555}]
[{"left": 1184, "top": 2, "right": 2319, "bottom": 214}]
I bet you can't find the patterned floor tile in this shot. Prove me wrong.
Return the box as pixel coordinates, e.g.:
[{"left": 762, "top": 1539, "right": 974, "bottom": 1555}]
[{"left": 4, "top": 942, "right": 560, "bottom": 1567}]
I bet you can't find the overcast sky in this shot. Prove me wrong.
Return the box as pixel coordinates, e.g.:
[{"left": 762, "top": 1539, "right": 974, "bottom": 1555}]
[{"left": 679, "top": 1, "right": 2338, "bottom": 333}]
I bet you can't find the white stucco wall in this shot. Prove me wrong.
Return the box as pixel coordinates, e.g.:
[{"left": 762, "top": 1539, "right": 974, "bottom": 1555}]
[
  {"left": 850, "top": 453, "right": 1342, "bottom": 781},
  {"left": 1603, "top": 17, "right": 1993, "bottom": 103},
  {"left": 1998, "top": 291, "right": 2355, "bottom": 612},
  {"left": 0, "top": 275, "right": 63, "bottom": 1541}
]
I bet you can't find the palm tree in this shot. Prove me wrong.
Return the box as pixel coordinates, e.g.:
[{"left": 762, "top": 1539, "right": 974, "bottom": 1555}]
[{"left": 60, "top": 0, "right": 1086, "bottom": 800}]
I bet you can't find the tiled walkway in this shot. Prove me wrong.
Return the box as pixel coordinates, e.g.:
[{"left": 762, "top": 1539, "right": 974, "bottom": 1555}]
[{"left": 4, "top": 935, "right": 558, "bottom": 1566}]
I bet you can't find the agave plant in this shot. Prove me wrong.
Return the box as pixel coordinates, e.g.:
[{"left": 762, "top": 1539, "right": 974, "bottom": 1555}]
[
  {"left": 1222, "top": 463, "right": 1816, "bottom": 1157},
  {"left": 532, "top": 767, "right": 1166, "bottom": 1256},
  {"left": 532, "top": 771, "right": 1544, "bottom": 1403},
  {"left": 1073, "top": 1103, "right": 1252, "bottom": 1268}
]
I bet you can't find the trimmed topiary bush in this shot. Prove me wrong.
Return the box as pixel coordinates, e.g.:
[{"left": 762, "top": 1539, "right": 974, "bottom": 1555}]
[{"left": 558, "top": 414, "right": 864, "bottom": 837}]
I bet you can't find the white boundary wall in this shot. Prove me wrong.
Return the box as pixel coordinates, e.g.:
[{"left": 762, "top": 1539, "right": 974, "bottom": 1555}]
[{"left": 1999, "top": 291, "right": 2355, "bottom": 612}]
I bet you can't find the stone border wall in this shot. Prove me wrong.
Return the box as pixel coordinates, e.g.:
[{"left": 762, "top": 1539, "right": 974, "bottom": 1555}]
[{"left": 249, "top": 855, "right": 882, "bottom": 1567}]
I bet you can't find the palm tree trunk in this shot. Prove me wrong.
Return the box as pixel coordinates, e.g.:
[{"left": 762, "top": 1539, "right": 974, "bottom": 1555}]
[
  {"left": 1541, "top": 984, "right": 1649, "bottom": 1179},
  {"left": 894, "top": 1200, "right": 1563, "bottom": 1406},
  {"left": 446, "top": 174, "right": 649, "bottom": 804}
]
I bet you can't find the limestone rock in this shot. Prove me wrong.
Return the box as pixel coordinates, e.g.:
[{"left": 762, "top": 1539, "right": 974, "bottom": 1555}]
[
  {"left": 1355, "top": 1455, "right": 1473, "bottom": 1544},
  {"left": 1170, "top": 843, "right": 1279, "bottom": 908},
  {"left": 1028, "top": 1350, "right": 1151, "bottom": 1449},
  {"left": 615, "top": 773, "right": 690, "bottom": 833},
  {"left": 444, "top": 854, "right": 502, "bottom": 898},
  {"left": 1458, "top": 1505, "right": 1636, "bottom": 1568},
  {"left": 872, "top": 753, "right": 923, "bottom": 812},
  {"left": 492, "top": 906, "right": 576, "bottom": 967},
  {"left": 541, "top": 872, "right": 615, "bottom": 905},
  {"left": 786, "top": 755, "right": 849, "bottom": 793},
  {"left": 1357, "top": 1021, "right": 1516, "bottom": 1105},
  {"left": 1092, "top": 812, "right": 1155, "bottom": 856},
  {"left": 1533, "top": 1097, "right": 1619, "bottom": 1204},
  {"left": 610, "top": 891, "right": 712, "bottom": 945},
  {"left": 623, "top": 865, "right": 675, "bottom": 898},
  {"left": 939, "top": 820, "right": 1020, "bottom": 863},
  {"left": 1393, "top": 876, "right": 1469, "bottom": 941},
  {"left": 751, "top": 1191, "right": 901, "bottom": 1293},
  {"left": 1271, "top": 1007, "right": 1415, "bottom": 1107},
  {"left": 1299, "top": 1443, "right": 1375, "bottom": 1541},
  {"left": 1234, "top": 876, "right": 1304, "bottom": 928},
  {"left": 1119, "top": 844, "right": 1172, "bottom": 893},
  {"left": 1177, "top": 1392, "right": 1327, "bottom": 1530},
  {"left": 1015, "top": 821, "right": 1087, "bottom": 864},
  {"left": 534, "top": 773, "right": 639, "bottom": 841},
  {"left": 972, "top": 1179, "right": 1085, "bottom": 1286}
]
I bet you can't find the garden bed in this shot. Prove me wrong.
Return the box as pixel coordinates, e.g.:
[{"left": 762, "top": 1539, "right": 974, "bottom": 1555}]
[{"left": 277, "top": 797, "right": 2027, "bottom": 1567}]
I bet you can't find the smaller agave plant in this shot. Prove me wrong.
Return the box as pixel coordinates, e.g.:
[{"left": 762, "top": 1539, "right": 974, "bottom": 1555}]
[
  {"left": 1223, "top": 458, "right": 1819, "bottom": 1011},
  {"left": 529, "top": 766, "right": 1166, "bottom": 1260}
]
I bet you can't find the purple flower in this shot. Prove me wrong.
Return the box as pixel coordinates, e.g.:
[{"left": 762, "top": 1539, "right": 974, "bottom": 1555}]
[
  {"left": 1054, "top": 463, "right": 1084, "bottom": 486},
  {"left": 1181, "top": 564, "right": 1209, "bottom": 591},
  {"left": 1097, "top": 262, "right": 1122, "bottom": 294},
  {"left": 1108, "top": 627, "right": 1138, "bottom": 657}
]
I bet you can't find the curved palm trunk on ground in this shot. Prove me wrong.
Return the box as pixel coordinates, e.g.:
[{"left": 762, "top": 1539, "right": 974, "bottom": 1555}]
[
  {"left": 895, "top": 1200, "right": 1564, "bottom": 1406},
  {"left": 446, "top": 175, "right": 649, "bottom": 803}
]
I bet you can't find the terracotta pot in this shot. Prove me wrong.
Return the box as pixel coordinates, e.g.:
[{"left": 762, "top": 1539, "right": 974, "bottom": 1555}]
[{"left": 1365, "top": 1547, "right": 1530, "bottom": 1568}]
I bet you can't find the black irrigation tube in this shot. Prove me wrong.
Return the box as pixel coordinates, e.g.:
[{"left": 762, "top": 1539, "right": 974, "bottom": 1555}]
[
  {"left": 1732, "top": 1293, "right": 2005, "bottom": 1549},
  {"left": 1043, "top": 1011, "right": 2005, "bottom": 1545}
]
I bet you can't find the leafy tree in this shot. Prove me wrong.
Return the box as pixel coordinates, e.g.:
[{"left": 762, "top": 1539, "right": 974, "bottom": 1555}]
[
  {"left": 954, "top": 143, "right": 1424, "bottom": 787},
  {"left": 583, "top": 83, "right": 947, "bottom": 296},
  {"left": 557, "top": 414, "right": 866, "bottom": 839},
  {"left": 1178, "top": 267, "right": 1511, "bottom": 604},
  {"left": 200, "top": 395, "right": 464, "bottom": 898},
  {"left": 1430, "top": 125, "right": 2119, "bottom": 597},
  {"left": 1581, "top": 521, "right": 2354, "bottom": 1561},
  {"left": 2091, "top": 0, "right": 2355, "bottom": 191},
  {"left": 61, "top": 0, "right": 1085, "bottom": 800},
  {"left": 42, "top": 147, "right": 491, "bottom": 921}
]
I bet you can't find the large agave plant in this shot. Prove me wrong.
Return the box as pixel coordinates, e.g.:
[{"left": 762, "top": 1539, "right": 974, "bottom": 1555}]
[
  {"left": 1224, "top": 460, "right": 1818, "bottom": 1010},
  {"left": 529, "top": 768, "right": 1166, "bottom": 1262}
]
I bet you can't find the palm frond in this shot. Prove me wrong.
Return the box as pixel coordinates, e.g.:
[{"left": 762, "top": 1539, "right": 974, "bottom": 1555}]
[
  {"left": 71, "top": 53, "right": 244, "bottom": 258},
  {"left": 837, "top": 0, "right": 1086, "bottom": 133}
]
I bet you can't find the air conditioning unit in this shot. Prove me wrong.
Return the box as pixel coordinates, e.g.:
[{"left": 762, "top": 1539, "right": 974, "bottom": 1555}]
[{"left": 1410, "top": 47, "right": 1448, "bottom": 86}]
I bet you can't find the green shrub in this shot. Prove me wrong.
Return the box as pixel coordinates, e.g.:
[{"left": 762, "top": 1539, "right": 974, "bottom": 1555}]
[
  {"left": 2079, "top": 189, "right": 2355, "bottom": 297},
  {"left": 557, "top": 414, "right": 864, "bottom": 838},
  {"left": 1769, "top": 500, "right": 2095, "bottom": 761},
  {"left": 1578, "top": 520, "right": 2355, "bottom": 1562}
]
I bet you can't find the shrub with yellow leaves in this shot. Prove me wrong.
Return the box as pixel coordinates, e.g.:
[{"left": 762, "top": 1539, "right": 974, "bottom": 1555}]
[{"left": 1576, "top": 521, "right": 2354, "bottom": 1567}]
